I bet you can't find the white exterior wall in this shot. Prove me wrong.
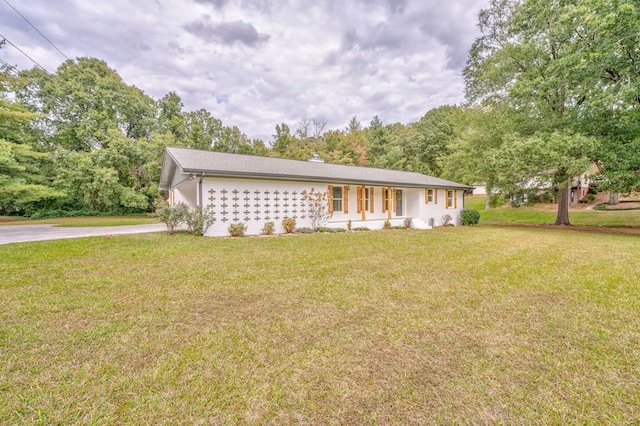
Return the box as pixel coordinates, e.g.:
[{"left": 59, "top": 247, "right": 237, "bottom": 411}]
[
  {"left": 419, "top": 188, "right": 465, "bottom": 226},
  {"left": 172, "top": 179, "right": 197, "bottom": 206},
  {"left": 170, "top": 176, "right": 465, "bottom": 236}
]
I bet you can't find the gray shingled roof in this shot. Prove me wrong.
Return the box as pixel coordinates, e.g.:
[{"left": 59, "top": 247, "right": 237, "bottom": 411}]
[{"left": 159, "top": 147, "right": 472, "bottom": 190}]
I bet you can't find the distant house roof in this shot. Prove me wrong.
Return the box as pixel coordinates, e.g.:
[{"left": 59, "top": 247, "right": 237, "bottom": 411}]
[{"left": 159, "top": 147, "right": 473, "bottom": 190}]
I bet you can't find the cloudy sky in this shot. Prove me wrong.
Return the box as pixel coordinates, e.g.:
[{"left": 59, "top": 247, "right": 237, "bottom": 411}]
[{"left": 1, "top": 0, "right": 488, "bottom": 142}]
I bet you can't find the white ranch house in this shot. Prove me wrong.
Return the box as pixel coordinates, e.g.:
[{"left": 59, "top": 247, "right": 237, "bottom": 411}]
[{"left": 159, "top": 147, "right": 473, "bottom": 237}]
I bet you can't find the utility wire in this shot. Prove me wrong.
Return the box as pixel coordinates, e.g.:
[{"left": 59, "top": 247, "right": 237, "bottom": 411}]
[
  {"left": 0, "top": 33, "right": 51, "bottom": 73},
  {"left": 2, "top": 0, "right": 70, "bottom": 60},
  {"left": 0, "top": 57, "right": 21, "bottom": 76}
]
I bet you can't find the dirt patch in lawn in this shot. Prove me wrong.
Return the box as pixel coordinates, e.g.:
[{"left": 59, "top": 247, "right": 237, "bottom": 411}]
[
  {"left": 0, "top": 216, "right": 24, "bottom": 223},
  {"left": 489, "top": 222, "right": 640, "bottom": 236}
]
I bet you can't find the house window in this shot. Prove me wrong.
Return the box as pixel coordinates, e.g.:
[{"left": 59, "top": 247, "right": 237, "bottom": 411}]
[
  {"left": 332, "top": 186, "right": 343, "bottom": 212},
  {"left": 364, "top": 187, "right": 369, "bottom": 211},
  {"left": 425, "top": 188, "right": 436, "bottom": 203},
  {"left": 446, "top": 190, "right": 456, "bottom": 208}
]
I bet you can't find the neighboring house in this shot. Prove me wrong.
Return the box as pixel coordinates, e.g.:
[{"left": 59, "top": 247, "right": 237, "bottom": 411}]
[
  {"left": 482, "top": 162, "right": 602, "bottom": 206},
  {"left": 159, "top": 147, "right": 473, "bottom": 237},
  {"left": 472, "top": 184, "right": 487, "bottom": 196},
  {"left": 570, "top": 162, "right": 600, "bottom": 205}
]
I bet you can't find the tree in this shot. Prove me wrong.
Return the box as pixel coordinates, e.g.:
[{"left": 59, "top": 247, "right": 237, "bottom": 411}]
[
  {"left": 464, "top": 0, "right": 610, "bottom": 225},
  {"left": 0, "top": 137, "right": 63, "bottom": 215},
  {"left": 301, "top": 188, "right": 332, "bottom": 231},
  {"left": 414, "top": 106, "right": 461, "bottom": 176},
  {"left": 346, "top": 116, "right": 361, "bottom": 133},
  {"left": 157, "top": 91, "right": 186, "bottom": 141},
  {"left": 0, "top": 74, "right": 62, "bottom": 214},
  {"left": 567, "top": 0, "right": 640, "bottom": 201},
  {"left": 439, "top": 106, "right": 510, "bottom": 210},
  {"left": 19, "top": 57, "right": 154, "bottom": 151},
  {"left": 184, "top": 109, "right": 224, "bottom": 150},
  {"left": 272, "top": 123, "right": 294, "bottom": 155},
  {"left": 366, "top": 115, "right": 389, "bottom": 163}
]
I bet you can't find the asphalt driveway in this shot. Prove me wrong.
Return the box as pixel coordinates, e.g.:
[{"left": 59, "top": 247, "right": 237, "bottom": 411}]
[{"left": 0, "top": 223, "right": 167, "bottom": 245}]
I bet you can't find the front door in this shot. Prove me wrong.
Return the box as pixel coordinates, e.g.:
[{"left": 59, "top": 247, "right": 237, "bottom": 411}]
[{"left": 395, "top": 190, "right": 403, "bottom": 216}]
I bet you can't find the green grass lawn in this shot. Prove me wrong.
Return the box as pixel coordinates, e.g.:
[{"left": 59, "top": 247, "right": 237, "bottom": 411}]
[
  {"left": 0, "top": 215, "right": 159, "bottom": 227},
  {"left": 466, "top": 195, "right": 640, "bottom": 228},
  {"left": 1, "top": 228, "right": 639, "bottom": 423}
]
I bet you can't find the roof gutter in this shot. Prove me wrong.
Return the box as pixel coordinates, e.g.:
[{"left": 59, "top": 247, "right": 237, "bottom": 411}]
[{"left": 180, "top": 169, "right": 473, "bottom": 190}]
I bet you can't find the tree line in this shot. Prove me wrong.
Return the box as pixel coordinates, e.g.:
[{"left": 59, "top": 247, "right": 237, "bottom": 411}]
[
  {"left": 0, "top": 55, "right": 466, "bottom": 217},
  {"left": 1, "top": 0, "right": 639, "bottom": 225}
]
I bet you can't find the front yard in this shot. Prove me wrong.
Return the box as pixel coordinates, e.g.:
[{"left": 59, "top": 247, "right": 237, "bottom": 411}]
[{"left": 1, "top": 228, "right": 639, "bottom": 423}]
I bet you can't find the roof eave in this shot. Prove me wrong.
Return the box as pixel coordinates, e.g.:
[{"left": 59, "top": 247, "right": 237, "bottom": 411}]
[{"left": 180, "top": 168, "right": 472, "bottom": 189}]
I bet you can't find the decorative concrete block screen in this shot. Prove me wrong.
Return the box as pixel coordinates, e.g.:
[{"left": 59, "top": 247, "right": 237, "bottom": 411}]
[{"left": 206, "top": 188, "right": 307, "bottom": 224}]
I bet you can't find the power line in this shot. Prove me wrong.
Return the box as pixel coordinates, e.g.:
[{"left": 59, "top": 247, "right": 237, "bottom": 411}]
[
  {"left": 0, "top": 57, "right": 21, "bottom": 77},
  {"left": 2, "top": 0, "right": 70, "bottom": 61},
  {"left": 0, "top": 33, "right": 51, "bottom": 73}
]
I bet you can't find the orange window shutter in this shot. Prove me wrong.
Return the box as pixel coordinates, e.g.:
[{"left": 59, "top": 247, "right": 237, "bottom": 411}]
[
  {"left": 328, "top": 185, "right": 334, "bottom": 214},
  {"left": 424, "top": 188, "right": 428, "bottom": 204},
  {"left": 343, "top": 186, "right": 349, "bottom": 214},
  {"left": 357, "top": 186, "right": 362, "bottom": 213},
  {"left": 370, "top": 187, "right": 375, "bottom": 213},
  {"left": 392, "top": 188, "right": 397, "bottom": 213},
  {"left": 435, "top": 189, "right": 438, "bottom": 204},
  {"left": 454, "top": 190, "right": 458, "bottom": 208},
  {"left": 382, "top": 188, "right": 387, "bottom": 212}
]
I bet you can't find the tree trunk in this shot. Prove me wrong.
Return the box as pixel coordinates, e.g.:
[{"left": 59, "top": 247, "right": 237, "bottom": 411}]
[
  {"left": 608, "top": 191, "right": 619, "bottom": 205},
  {"left": 484, "top": 183, "right": 493, "bottom": 210},
  {"left": 555, "top": 181, "right": 571, "bottom": 225}
]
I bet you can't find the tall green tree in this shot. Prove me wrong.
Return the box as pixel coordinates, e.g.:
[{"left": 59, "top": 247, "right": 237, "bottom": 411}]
[
  {"left": 19, "top": 58, "right": 156, "bottom": 151},
  {"left": 413, "top": 106, "right": 462, "bottom": 176},
  {"left": 366, "top": 115, "right": 389, "bottom": 163},
  {"left": 184, "top": 109, "right": 223, "bottom": 150},
  {"left": 464, "top": 0, "right": 609, "bottom": 225},
  {"left": 157, "top": 91, "right": 186, "bottom": 141},
  {"left": 0, "top": 62, "right": 62, "bottom": 214},
  {"left": 439, "top": 106, "right": 509, "bottom": 209},
  {"left": 567, "top": 0, "right": 640, "bottom": 201},
  {"left": 12, "top": 58, "right": 162, "bottom": 213}
]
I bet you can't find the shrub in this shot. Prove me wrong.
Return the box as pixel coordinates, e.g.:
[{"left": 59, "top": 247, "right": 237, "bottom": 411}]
[
  {"left": 296, "top": 227, "right": 314, "bottom": 234},
  {"left": 428, "top": 217, "right": 435, "bottom": 227},
  {"left": 155, "top": 200, "right": 189, "bottom": 235},
  {"left": 352, "top": 227, "right": 370, "bottom": 232},
  {"left": 347, "top": 219, "right": 352, "bottom": 231},
  {"left": 441, "top": 214, "right": 453, "bottom": 226},
  {"left": 261, "top": 221, "right": 275, "bottom": 235},
  {"left": 317, "top": 227, "right": 347, "bottom": 233},
  {"left": 403, "top": 218, "right": 413, "bottom": 229},
  {"left": 461, "top": 208, "right": 480, "bottom": 226},
  {"left": 30, "top": 209, "right": 106, "bottom": 219},
  {"left": 228, "top": 222, "right": 247, "bottom": 237},
  {"left": 282, "top": 217, "right": 296, "bottom": 234},
  {"left": 383, "top": 220, "right": 391, "bottom": 229},
  {"left": 185, "top": 205, "right": 216, "bottom": 236}
]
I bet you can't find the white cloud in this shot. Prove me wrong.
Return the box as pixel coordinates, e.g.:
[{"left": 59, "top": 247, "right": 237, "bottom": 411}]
[{"left": 0, "top": 0, "right": 488, "bottom": 141}]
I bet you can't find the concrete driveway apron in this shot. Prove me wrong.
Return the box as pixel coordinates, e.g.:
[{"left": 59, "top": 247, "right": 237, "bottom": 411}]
[{"left": 0, "top": 223, "right": 167, "bottom": 245}]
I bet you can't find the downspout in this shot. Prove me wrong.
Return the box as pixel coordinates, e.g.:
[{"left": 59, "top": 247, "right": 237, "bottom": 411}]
[{"left": 197, "top": 172, "right": 204, "bottom": 207}]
